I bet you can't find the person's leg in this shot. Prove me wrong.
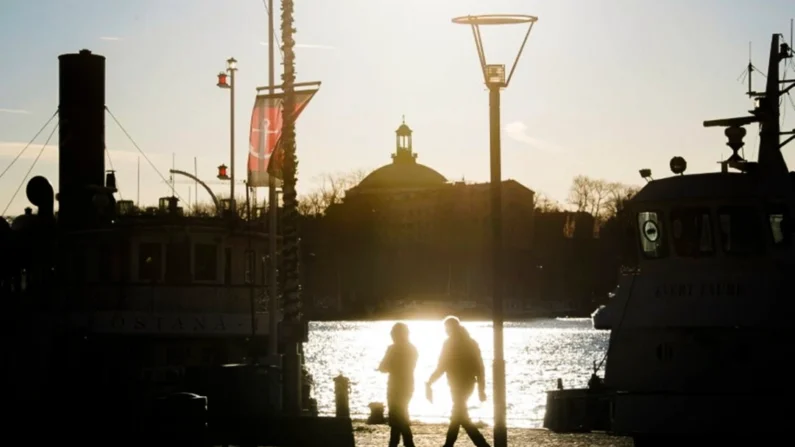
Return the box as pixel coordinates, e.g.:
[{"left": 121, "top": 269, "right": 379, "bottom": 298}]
[
  {"left": 398, "top": 398, "right": 415, "bottom": 447},
  {"left": 387, "top": 400, "right": 401, "bottom": 447},
  {"left": 456, "top": 388, "right": 490, "bottom": 447},
  {"left": 443, "top": 396, "right": 467, "bottom": 447},
  {"left": 461, "top": 416, "right": 491, "bottom": 447}
]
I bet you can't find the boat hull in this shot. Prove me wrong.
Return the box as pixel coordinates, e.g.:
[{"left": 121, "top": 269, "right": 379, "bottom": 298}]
[{"left": 611, "top": 391, "right": 790, "bottom": 436}]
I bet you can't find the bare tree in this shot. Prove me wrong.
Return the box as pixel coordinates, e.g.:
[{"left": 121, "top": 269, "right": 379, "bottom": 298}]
[
  {"left": 298, "top": 168, "right": 369, "bottom": 216},
  {"left": 567, "top": 175, "right": 593, "bottom": 213},
  {"left": 568, "top": 175, "right": 639, "bottom": 221},
  {"left": 603, "top": 182, "right": 640, "bottom": 218},
  {"left": 534, "top": 191, "right": 563, "bottom": 213}
]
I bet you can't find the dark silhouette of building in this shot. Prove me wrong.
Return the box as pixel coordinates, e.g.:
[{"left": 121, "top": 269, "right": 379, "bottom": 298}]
[{"left": 303, "top": 120, "right": 536, "bottom": 317}]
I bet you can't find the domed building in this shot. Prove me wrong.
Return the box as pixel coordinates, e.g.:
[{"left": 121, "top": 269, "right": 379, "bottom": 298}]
[
  {"left": 305, "top": 119, "right": 538, "bottom": 318},
  {"left": 347, "top": 119, "right": 448, "bottom": 195}
]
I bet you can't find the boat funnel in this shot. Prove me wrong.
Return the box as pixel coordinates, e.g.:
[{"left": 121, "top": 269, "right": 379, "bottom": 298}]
[{"left": 57, "top": 49, "right": 106, "bottom": 227}]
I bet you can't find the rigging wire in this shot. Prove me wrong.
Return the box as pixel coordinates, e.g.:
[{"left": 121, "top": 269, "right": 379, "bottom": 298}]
[
  {"left": 0, "top": 109, "right": 58, "bottom": 182},
  {"left": 105, "top": 106, "right": 185, "bottom": 203},
  {"left": 262, "top": 0, "right": 285, "bottom": 61},
  {"left": 2, "top": 122, "right": 58, "bottom": 216}
]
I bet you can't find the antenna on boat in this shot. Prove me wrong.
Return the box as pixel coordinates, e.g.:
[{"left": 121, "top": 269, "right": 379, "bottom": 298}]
[
  {"left": 705, "top": 31, "right": 794, "bottom": 183},
  {"left": 746, "top": 42, "right": 754, "bottom": 98}
]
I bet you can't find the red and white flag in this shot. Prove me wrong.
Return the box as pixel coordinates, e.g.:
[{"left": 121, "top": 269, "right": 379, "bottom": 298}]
[{"left": 248, "top": 88, "right": 317, "bottom": 186}]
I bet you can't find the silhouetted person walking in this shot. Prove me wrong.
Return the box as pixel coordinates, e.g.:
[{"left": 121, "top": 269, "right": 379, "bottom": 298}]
[
  {"left": 378, "top": 322, "right": 418, "bottom": 447},
  {"left": 426, "top": 316, "right": 490, "bottom": 447}
]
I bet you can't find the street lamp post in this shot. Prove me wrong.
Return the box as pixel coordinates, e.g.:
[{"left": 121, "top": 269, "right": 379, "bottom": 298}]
[
  {"left": 452, "top": 13, "right": 537, "bottom": 447},
  {"left": 217, "top": 57, "right": 238, "bottom": 213}
]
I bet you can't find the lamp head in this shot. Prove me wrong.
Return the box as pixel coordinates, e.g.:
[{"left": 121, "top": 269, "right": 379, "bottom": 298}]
[
  {"left": 485, "top": 64, "right": 506, "bottom": 88},
  {"left": 226, "top": 57, "right": 237, "bottom": 71},
  {"left": 217, "top": 72, "right": 230, "bottom": 88}
]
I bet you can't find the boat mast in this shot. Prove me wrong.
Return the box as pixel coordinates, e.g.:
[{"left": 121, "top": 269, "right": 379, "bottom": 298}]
[{"left": 703, "top": 32, "right": 794, "bottom": 183}]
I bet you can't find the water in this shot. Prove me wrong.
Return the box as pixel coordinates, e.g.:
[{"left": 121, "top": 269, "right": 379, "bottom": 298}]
[{"left": 304, "top": 318, "right": 607, "bottom": 428}]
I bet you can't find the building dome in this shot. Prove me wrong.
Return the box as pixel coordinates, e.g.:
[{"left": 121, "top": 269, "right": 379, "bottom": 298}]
[
  {"left": 357, "top": 162, "right": 447, "bottom": 190},
  {"left": 353, "top": 117, "right": 447, "bottom": 191}
]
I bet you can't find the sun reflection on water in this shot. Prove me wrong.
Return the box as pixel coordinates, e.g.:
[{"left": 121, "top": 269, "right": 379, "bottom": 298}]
[{"left": 304, "top": 318, "right": 607, "bottom": 428}]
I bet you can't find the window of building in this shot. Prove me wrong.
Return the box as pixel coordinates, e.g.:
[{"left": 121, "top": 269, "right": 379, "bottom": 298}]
[
  {"left": 194, "top": 244, "right": 218, "bottom": 281},
  {"left": 670, "top": 207, "right": 714, "bottom": 257},
  {"left": 224, "top": 247, "right": 232, "bottom": 285},
  {"left": 138, "top": 243, "right": 162, "bottom": 281},
  {"left": 717, "top": 206, "right": 765, "bottom": 255},
  {"left": 637, "top": 211, "right": 667, "bottom": 259},
  {"left": 766, "top": 203, "right": 791, "bottom": 248},
  {"left": 166, "top": 241, "right": 192, "bottom": 283},
  {"left": 245, "top": 250, "right": 256, "bottom": 284}
]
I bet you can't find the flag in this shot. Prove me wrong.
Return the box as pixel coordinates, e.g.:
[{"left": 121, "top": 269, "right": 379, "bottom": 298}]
[{"left": 248, "top": 88, "right": 318, "bottom": 186}]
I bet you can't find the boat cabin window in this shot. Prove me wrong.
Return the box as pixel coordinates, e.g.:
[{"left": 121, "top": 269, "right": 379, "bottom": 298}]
[
  {"left": 166, "top": 241, "right": 192, "bottom": 283},
  {"left": 717, "top": 206, "right": 765, "bottom": 255},
  {"left": 138, "top": 243, "right": 162, "bottom": 281},
  {"left": 670, "top": 207, "right": 714, "bottom": 257},
  {"left": 767, "top": 204, "right": 792, "bottom": 247},
  {"left": 194, "top": 244, "right": 218, "bottom": 281},
  {"left": 637, "top": 211, "right": 667, "bottom": 259}
]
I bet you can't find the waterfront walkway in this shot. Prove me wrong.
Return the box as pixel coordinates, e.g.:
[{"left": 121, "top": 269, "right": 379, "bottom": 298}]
[{"left": 352, "top": 422, "right": 632, "bottom": 447}]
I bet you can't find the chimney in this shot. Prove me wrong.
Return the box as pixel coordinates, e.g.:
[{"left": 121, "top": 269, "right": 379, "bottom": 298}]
[{"left": 58, "top": 49, "right": 106, "bottom": 227}]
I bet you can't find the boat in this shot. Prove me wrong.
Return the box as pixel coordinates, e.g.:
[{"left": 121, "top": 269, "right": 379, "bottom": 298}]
[
  {"left": 543, "top": 30, "right": 794, "bottom": 446},
  {"left": 1, "top": 48, "right": 352, "bottom": 447},
  {"left": 590, "top": 305, "right": 609, "bottom": 329}
]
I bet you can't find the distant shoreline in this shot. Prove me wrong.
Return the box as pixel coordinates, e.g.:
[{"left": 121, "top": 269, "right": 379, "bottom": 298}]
[{"left": 306, "top": 310, "right": 594, "bottom": 322}]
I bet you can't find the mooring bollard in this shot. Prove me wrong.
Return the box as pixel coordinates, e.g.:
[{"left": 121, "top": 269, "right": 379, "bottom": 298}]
[
  {"left": 367, "top": 402, "right": 386, "bottom": 424},
  {"left": 334, "top": 373, "right": 350, "bottom": 418}
]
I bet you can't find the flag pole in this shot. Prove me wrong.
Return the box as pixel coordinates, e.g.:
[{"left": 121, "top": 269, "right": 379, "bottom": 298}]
[{"left": 266, "top": 0, "right": 282, "bottom": 413}]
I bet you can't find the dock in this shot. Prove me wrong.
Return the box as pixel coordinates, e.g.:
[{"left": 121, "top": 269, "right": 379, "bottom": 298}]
[{"left": 352, "top": 422, "right": 631, "bottom": 447}]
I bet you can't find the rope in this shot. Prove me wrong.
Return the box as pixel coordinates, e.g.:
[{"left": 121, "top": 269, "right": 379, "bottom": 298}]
[
  {"left": 0, "top": 109, "right": 58, "bottom": 182},
  {"left": 262, "top": 0, "right": 285, "bottom": 61},
  {"left": 105, "top": 106, "right": 185, "bottom": 203},
  {"left": 2, "top": 122, "right": 58, "bottom": 216}
]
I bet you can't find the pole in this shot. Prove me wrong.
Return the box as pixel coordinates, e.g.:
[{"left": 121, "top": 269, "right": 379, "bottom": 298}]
[
  {"left": 266, "top": 0, "right": 282, "bottom": 413},
  {"left": 194, "top": 156, "right": 198, "bottom": 209},
  {"left": 230, "top": 65, "right": 236, "bottom": 212},
  {"left": 136, "top": 156, "right": 140, "bottom": 206},
  {"left": 267, "top": 0, "right": 279, "bottom": 359},
  {"left": 247, "top": 183, "right": 257, "bottom": 359},
  {"left": 489, "top": 84, "right": 507, "bottom": 447}
]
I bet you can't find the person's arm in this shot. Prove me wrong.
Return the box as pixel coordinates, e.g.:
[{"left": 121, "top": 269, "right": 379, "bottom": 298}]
[
  {"left": 475, "top": 343, "right": 486, "bottom": 393},
  {"left": 474, "top": 341, "right": 487, "bottom": 399},
  {"left": 377, "top": 347, "right": 392, "bottom": 373},
  {"left": 427, "top": 342, "right": 448, "bottom": 385}
]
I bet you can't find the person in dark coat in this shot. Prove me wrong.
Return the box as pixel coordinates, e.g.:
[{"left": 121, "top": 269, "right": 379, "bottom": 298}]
[
  {"left": 426, "top": 316, "right": 490, "bottom": 447},
  {"left": 378, "top": 322, "right": 418, "bottom": 447}
]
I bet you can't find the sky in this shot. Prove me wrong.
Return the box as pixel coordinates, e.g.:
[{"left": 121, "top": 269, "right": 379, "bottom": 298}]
[{"left": 1, "top": 0, "right": 794, "bottom": 216}]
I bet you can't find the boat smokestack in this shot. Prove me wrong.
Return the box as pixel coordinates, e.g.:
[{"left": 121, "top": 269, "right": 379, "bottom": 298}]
[{"left": 58, "top": 49, "right": 106, "bottom": 227}]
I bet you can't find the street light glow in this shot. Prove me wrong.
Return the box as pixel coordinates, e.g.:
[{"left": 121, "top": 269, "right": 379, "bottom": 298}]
[{"left": 227, "top": 57, "right": 237, "bottom": 71}]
